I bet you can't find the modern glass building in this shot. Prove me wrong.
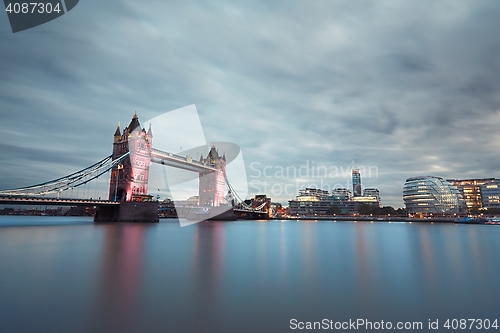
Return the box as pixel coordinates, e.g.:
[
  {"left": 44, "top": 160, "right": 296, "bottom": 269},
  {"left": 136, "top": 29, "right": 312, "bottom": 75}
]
[
  {"left": 331, "top": 187, "right": 352, "bottom": 201},
  {"left": 447, "top": 178, "right": 496, "bottom": 213},
  {"left": 363, "top": 188, "right": 380, "bottom": 203},
  {"left": 403, "top": 176, "right": 466, "bottom": 216},
  {"left": 481, "top": 181, "right": 500, "bottom": 210},
  {"left": 298, "top": 188, "right": 330, "bottom": 201},
  {"left": 289, "top": 188, "right": 332, "bottom": 216},
  {"left": 352, "top": 169, "right": 361, "bottom": 197},
  {"left": 331, "top": 187, "right": 380, "bottom": 214}
]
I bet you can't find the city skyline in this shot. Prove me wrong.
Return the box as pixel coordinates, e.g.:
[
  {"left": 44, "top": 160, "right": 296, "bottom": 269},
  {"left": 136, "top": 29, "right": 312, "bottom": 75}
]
[{"left": 2, "top": 1, "right": 500, "bottom": 207}]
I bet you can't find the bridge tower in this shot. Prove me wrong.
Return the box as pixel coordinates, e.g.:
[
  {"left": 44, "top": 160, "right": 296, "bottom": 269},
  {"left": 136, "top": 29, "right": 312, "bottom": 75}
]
[
  {"left": 198, "top": 146, "right": 226, "bottom": 206},
  {"left": 109, "top": 113, "right": 152, "bottom": 201}
]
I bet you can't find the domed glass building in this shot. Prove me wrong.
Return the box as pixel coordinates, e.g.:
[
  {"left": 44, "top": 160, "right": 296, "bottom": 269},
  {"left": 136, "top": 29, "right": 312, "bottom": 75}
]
[{"left": 403, "top": 176, "right": 466, "bottom": 216}]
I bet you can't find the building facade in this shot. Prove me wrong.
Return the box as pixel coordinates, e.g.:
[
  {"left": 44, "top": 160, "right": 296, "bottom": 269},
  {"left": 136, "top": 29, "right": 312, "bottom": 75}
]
[
  {"left": 289, "top": 186, "right": 382, "bottom": 216},
  {"left": 298, "top": 188, "right": 330, "bottom": 200},
  {"left": 288, "top": 200, "right": 332, "bottom": 216},
  {"left": 446, "top": 178, "right": 500, "bottom": 213},
  {"left": 198, "top": 146, "right": 227, "bottom": 206},
  {"left": 363, "top": 188, "right": 380, "bottom": 203},
  {"left": 330, "top": 185, "right": 381, "bottom": 214},
  {"left": 481, "top": 182, "right": 500, "bottom": 210},
  {"left": 331, "top": 188, "right": 352, "bottom": 201},
  {"left": 109, "top": 113, "right": 153, "bottom": 202},
  {"left": 352, "top": 196, "right": 380, "bottom": 207},
  {"left": 403, "top": 176, "right": 466, "bottom": 216},
  {"left": 352, "top": 169, "right": 362, "bottom": 197},
  {"left": 329, "top": 200, "right": 378, "bottom": 215},
  {"left": 289, "top": 187, "right": 332, "bottom": 215},
  {"left": 447, "top": 178, "right": 495, "bottom": 213}
]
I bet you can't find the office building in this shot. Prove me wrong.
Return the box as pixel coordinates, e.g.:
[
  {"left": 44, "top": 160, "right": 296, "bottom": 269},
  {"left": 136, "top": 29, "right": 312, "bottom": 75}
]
[
  {"left": 481, "top": 181, "right": 500, "bottom": 210},
  {"left": 363, "top": 188, "right": 380, "bottom": 203},
  {"left": 289, "top": 188, "right": 332, "bottom": 215},
  {"left": 298, "top": 188, "right": 330, "bottom": 201},
  {"left": 331, "top": 188, "right": 352, "bottom": 201},
  {"left": 446, "top": 178, "right": 500, "bottom": 213},
  {"left": 447, "top": 178, "right": 495, "bottom": 213},
  {"left": 352, "top": 195, "right": 380, "bottom": 207},
  {"left": 288, "top": 200, "right": 333, "bottom": 216},
  {"left": 330, "top": 187, "right": 380, "bottom": 214},
  {"left": 352, "top": 169, "right": 361, "bottom": 197}
]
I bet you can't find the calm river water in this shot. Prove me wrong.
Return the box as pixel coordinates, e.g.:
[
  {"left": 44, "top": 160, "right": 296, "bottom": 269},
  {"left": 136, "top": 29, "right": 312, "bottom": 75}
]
[{"left": 0, "top": 216, "right": 499, "bottom": 333}]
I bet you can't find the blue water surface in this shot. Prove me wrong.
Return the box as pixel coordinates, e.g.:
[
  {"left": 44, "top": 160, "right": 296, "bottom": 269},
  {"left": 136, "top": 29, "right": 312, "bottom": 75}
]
[{"left": 0, "top": 216, "right": 499, "bottom": 333}]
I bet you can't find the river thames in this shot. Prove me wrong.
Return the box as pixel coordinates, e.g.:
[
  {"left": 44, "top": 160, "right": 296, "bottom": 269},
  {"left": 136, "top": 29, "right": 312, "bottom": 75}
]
[{"left": 0, "top": 216, "right": 499, "bottom": 332}]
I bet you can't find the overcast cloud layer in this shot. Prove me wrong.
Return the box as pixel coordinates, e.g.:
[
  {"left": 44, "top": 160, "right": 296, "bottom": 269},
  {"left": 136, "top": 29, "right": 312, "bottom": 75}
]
[{"left": 1, "top": 0, "right": 500, "bottom": 207}]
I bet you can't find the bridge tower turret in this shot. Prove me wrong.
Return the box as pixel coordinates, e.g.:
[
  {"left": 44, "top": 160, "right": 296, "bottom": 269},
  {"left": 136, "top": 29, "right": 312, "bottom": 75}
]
[
  {"left": 109, "top": 113, "right": 152, "bottom": 201},
  {"left": 198, "top": 145, "right": 226, "bottom": 206}
]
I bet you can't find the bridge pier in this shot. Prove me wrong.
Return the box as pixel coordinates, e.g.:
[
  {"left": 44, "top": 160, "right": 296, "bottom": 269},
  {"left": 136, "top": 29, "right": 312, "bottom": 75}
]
[{"left": 94, "top": 202, "right": 159, "bottom": 223}]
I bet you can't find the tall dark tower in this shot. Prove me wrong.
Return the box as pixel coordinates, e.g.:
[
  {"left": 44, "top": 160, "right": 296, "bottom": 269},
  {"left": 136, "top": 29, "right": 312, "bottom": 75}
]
[
  {"left": 352, "top": 169, "right": 362, "bottom": 197},
  {"left": 198, "top": 146, "right": 227, "bottom": 206},
  {"left": 109, "top": 113, "right": 152, "bottom": 201}
]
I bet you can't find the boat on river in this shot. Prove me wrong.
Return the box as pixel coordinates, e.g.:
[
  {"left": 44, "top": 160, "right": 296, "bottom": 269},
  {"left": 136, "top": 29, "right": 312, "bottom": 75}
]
[{"left": 455, "top": 216, "right": 489, "bottom": 224}]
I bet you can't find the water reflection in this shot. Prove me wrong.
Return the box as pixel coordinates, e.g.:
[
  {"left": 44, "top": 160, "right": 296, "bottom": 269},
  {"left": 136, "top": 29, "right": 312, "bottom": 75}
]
[
  {"left": 418, "top": 225, "right": 436, "bottom": 281},
  {"left": 467, "top": 227, "right": 486, "bottom": 282},
  {"left": 354, "top": 222, "right": 370, "bottom": 296},
  {"left": 1, "top": 218, "right": 500, "bottom": 333},
  {"left": 190, "top": 222, "right": 225, "bottom": 330},
  {"left": 301, "top": 221, "right": 318, "bottom": 295},
  {"left": 279, "top": 222, "right": 287, "bottom": 285},
  {"left": 88, "top": 224, "right": 148, "bottom": 333}
]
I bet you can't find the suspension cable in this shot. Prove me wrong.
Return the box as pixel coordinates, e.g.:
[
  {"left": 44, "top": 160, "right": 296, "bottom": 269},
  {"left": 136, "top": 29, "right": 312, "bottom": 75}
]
[{"left": 0, "top": 152, "right": 130, "bottom": 197}]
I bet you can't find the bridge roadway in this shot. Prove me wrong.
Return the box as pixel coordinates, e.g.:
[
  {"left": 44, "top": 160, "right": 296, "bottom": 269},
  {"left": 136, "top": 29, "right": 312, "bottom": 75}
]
[
  {"left": 150, "top": 148, "right": 216, "bottom": 173},
  {"left": 0, "top": 196, "right": 120, "bottom": 206},
  {"left": 233, "top": 209, "right": 269, "bottom": 219}
]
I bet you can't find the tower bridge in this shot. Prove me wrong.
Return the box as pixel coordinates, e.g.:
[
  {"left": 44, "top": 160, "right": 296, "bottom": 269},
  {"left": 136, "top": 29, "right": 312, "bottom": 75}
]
[
  {"left": 0, "top": 113, "right": 267, "bottom": 222},
  {"left": 108, "top": 113, "right": 228, "bottom": 208}
]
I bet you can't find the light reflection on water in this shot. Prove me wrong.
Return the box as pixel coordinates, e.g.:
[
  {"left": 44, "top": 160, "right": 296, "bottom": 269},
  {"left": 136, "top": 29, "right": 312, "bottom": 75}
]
[{"left": 0, "top": 216, "right": 499, "bottom": 333}]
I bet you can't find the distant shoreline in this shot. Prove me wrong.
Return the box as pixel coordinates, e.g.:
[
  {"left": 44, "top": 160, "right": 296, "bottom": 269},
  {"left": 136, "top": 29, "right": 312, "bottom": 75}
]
[{"left": 273, "top": 216, "right": 456, "bottom": 223}]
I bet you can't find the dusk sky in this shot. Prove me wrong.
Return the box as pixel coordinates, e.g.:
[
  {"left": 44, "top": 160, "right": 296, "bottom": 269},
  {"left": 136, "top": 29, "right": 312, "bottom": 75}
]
[{"left": 1, "top": 0, "right": 500, "bottom": 207}]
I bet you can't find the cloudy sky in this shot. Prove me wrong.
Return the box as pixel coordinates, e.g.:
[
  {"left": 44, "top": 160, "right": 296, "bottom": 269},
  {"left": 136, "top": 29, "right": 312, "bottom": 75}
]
[{"left": 1, "top": 0, "right": 500, "bottom": 207}]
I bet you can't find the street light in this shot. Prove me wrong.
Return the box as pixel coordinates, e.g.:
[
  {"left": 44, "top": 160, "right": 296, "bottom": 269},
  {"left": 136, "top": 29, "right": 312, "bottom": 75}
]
[{"left": 114, "top": 164, "right": 123, "bottom": 201}]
